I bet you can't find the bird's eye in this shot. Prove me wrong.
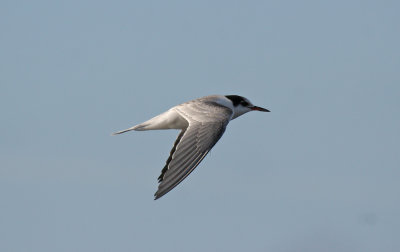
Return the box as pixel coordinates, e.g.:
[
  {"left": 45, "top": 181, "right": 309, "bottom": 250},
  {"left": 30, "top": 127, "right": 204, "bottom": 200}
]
[{"left": 241, "top": 101, "right": 249, "bottom": 106}]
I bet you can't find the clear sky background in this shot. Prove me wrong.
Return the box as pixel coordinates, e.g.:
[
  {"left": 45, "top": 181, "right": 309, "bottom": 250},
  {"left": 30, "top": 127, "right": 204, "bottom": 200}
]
[{"left": 1, "top": 1, "right": 399, "bottom": 251}]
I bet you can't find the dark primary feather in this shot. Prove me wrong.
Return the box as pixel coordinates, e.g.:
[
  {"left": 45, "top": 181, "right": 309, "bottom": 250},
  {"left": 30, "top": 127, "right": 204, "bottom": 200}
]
[
  {"left": 154, "top": 122, "right": 227, "bottom": 199},
  {"left": 158, "top": 129, "right": 187, "bottom": 182}
]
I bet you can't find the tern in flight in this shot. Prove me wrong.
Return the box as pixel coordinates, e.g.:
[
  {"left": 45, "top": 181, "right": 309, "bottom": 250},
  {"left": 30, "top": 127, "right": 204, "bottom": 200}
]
[{"left": 113, "top": 95, "right": 270, "bottom": 199}]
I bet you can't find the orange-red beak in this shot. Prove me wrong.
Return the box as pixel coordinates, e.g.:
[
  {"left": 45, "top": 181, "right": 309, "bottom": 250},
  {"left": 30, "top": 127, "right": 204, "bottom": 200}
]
[{"left": 250, "top": 106, "right": 270, "bottom": 112}]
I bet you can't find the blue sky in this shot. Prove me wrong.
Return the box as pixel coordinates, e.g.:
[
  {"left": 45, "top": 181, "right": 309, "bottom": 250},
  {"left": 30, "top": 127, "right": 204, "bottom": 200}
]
[{"left": 1, "top": 1, "right": 399, "bottom": 251}]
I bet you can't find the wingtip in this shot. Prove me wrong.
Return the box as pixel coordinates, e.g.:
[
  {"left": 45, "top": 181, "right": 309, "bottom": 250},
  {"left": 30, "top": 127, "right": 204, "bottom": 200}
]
[{"left": 154, "top": 189, "right": 168, "bottom": 200}]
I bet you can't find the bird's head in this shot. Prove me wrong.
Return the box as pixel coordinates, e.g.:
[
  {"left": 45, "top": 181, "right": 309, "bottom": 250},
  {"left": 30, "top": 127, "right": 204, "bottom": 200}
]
[{"left": 225, "top": 95, "right": 270, "bottom": 119}]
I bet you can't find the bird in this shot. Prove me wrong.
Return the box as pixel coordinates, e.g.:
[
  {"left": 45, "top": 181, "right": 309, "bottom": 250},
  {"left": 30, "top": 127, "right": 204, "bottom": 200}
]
[{"left": 113, "top": 95, "right": 270, "bottom": 199}]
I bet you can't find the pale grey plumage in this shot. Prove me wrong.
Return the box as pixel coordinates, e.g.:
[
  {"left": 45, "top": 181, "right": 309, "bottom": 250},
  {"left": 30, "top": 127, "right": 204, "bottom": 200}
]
[{"left": 154, "top": 100, "right": 232, "bottom": 199}]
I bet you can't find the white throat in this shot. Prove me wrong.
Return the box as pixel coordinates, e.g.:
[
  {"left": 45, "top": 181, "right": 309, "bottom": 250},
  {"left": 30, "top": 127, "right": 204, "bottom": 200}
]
[{"left": 231, "top": 106, "right": 251, "bottom": 120}]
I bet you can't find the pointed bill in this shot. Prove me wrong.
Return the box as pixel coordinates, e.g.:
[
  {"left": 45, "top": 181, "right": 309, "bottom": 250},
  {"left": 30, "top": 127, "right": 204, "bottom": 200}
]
[{"left": 250, "top": 106, "right": 270, "bottom": 112}]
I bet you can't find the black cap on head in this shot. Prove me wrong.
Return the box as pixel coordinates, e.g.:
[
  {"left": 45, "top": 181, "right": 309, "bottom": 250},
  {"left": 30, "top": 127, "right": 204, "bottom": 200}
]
[{"left": 225, "top": 95, "right": 247, "bottom": 107}]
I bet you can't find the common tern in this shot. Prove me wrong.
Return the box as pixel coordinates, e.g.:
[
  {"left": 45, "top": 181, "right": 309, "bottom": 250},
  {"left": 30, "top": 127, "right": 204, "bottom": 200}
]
[{"left": 113, "top": 95, "right": 269, "bottom": 199}]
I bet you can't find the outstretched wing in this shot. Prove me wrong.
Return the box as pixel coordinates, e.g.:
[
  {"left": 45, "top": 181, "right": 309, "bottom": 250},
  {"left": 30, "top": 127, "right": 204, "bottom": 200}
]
[{"left": 154, "top": 101, "right": 232, "bottom": 199}]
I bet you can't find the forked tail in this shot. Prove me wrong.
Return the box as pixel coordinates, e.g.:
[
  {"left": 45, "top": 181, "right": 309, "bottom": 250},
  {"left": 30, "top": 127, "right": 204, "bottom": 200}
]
[{"left": 112, "top": 123, "right": 150, "bottom": 135}]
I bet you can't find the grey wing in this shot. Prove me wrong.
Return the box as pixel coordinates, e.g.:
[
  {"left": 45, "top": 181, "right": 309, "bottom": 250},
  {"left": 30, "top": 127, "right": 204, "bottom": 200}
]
[{"left": 154, "top": 102, "right": 232, "bottom": 199}]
